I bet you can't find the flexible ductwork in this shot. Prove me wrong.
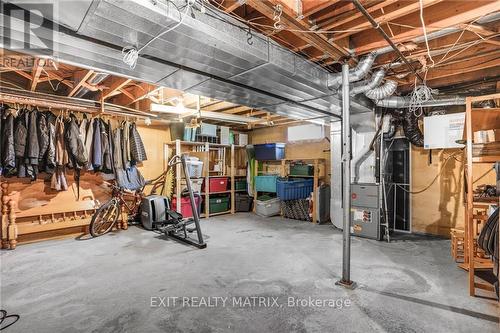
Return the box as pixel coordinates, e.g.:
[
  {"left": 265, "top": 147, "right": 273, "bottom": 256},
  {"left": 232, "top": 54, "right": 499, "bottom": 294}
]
[
  {"left": 374, "top": 95, "right": 466, "bottom": 108},
  {"left": 364, "top": 80, "right": 398, "bottom": 100},
  {"left": 402, "top": 111, "right": 424, "bottom": 147},
  {"left": 328, "top": 53, "right": 377, "bottom": 89},
  {"left": 349, "top": 69, "right": 385, "bottom": 96}
]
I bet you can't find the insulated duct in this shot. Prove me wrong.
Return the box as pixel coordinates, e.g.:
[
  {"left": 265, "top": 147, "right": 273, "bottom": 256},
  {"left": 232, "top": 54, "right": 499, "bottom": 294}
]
[
  {"left": 328, "top": 53, "right": 377, "bottom": 89},
  {"left": 349, "top": 69, "right": 385, "bottom": 96},
  {"left": 374, "top": 95, "right": 466, "bottom": 108},
  {"left": 402, "top": 111, "right": 424, "bottom": 147},
  {"left": 365, "top": 80, "right": 398, "bottom": 100}
]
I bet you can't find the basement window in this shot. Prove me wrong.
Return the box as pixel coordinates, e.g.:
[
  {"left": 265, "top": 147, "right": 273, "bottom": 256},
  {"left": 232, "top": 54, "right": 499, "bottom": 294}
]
[{"left": 287, "top": 124, "right": 325, "bottom": 142}]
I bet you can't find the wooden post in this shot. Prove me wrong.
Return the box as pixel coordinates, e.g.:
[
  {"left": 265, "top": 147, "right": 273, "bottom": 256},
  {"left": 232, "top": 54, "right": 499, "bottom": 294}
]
[
  {"left": 8, "top": 199, "right": 17, "bottom": 250},
  {"left": 253, "top": 159, "right": 259, "bottom": 212},
  {"left": 231, "top": 144, "right": 235, "bottom": 214},
  {"left": 312, "top": 159, "right": 319, "bottom": 223},
  {"left": 205, "top": 142, "right": 210, "bottom": 217},
  {"left": 465, "top": 96, "right": 475, "bottom": 296},
  {"left": 176, "top": 139, "right": 182, "bottom": 214},
  {"left": 1, "top": 182, "right": 9, "bottom": 249}
]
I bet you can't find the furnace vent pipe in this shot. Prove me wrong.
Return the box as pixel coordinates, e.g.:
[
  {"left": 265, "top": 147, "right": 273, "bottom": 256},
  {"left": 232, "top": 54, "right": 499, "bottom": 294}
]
[
  {"left": 349, "top": 69, "right": 385, "bottom": 96},
  {"left": 374, "top": 95, "right": 466, "bottom": 108},
  {"left": 328, "top": 53, "right": 377, "bottom": 89},
  {"left": 364, "top": 80, "right": 398, "bottom": 100}
]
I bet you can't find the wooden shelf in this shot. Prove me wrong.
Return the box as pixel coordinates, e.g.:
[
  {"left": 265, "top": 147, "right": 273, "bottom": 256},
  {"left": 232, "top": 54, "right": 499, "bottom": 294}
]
[
  {"left": 208, "top": 210, "right": 232, "bottom": 217},
  {"left": 471, "top": 156, "right": 500, "bottom": 163},
  {"left": 167, "top": 141, "right": 245, "bottom": 148},
  {"left": 464, "top": 93, "right": 499, "bottom": 298}
]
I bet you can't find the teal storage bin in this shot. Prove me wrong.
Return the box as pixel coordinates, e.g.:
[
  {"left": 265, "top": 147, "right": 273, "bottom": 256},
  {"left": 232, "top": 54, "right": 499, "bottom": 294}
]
[{"left": 255, "top": 175, "right": 278, "bottom": 193}]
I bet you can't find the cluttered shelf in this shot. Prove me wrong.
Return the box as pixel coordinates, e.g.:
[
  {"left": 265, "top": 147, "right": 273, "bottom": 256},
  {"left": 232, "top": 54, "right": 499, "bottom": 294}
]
[{"left": 167, "top": 141, "right": 246, "bottom": 148}]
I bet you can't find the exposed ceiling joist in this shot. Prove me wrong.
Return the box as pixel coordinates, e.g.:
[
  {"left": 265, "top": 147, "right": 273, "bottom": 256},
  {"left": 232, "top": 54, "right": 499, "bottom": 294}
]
[
  {"left": 355, "top": 0, "right": 500, "bottom": 54},
  {"left": 67, "top": 69, "right": 94, "bottom": 97},
  {"left": 246, "top": 0, "right": 349, "bottom": 60},
  {"left": 30, "top": 58, "right": 45, "bottom": 92},
  {"left": 320, "top": 0, "right": 398, "bottom": 30},
  {"left": 333, "top": 0, "right": 443, "bottom": 42},
  {"left": 101, "top": 77, "right": 132, "bottom": 100}
]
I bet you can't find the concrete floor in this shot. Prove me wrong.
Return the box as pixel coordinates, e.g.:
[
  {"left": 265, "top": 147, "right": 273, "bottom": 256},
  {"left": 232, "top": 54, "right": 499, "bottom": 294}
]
[{"left": 1, "top": 213, "right": 498, "bottom": 332}]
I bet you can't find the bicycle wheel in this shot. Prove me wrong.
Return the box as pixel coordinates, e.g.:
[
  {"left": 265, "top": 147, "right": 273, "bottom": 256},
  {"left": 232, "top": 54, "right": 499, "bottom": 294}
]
[{"left": 90, "top": 199, "right": 120, "bottom": 237}]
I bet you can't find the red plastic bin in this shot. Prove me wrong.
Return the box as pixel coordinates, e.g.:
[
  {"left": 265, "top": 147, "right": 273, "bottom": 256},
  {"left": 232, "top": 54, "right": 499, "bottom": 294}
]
[
  {"left": 171, "top": 195, "right": 202, "bottom": 218},
  {"left": 204, "top": 177, "right": 229, "bottom": 193}
]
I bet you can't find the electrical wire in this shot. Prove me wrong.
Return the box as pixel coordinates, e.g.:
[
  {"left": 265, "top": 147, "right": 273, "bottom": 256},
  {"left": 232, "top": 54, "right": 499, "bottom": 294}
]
[
  {"left": 396, "top": 150, "right": 463, "bottom": 194},
  {"left": 419, "top": 0, "right": 435, "bottom": 68},
  {"left": 122, "top": 0, "right": 194, "bottom": 69}
]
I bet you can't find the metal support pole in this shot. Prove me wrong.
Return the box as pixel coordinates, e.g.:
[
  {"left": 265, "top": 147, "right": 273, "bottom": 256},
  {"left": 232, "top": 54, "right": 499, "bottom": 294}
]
[{"left": 336, "top": 63, "right": 355, "bottom": 289}]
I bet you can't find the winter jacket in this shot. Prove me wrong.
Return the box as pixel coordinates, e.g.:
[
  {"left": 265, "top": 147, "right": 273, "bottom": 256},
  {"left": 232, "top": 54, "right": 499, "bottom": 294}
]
[
  {"left": 1, "top": 108, "right": 15, "bottom": 173},
  {"left": 129, "top": 122, "right": 147, "bottom": 163},
  {"left": 92, "top": 119, "right": 102, "bottom": 169},
  {"left": 100, "top": 119, "right": 113, "bottom": 173},
  {"left": 85, "top": 118, "right": 94, "bottom": 170},
  {"left": 37, "top": 112, "right": 49, "bottom": 162},
  {"left": 55, "top": 116, "right": 68, "bottom": 166},
  {"left": 26, "top": 109, "right": 39, "bottom": 166},
  {"left": 121, "top": 121, "right": 131, "bottom": 169},
  {"left": 64, "top": 114, "right": 87, "bottom": 169},
  {"left": 14, "top": 109, "right": 27, "bottom": 159},
  {"left": 45, "top": 112, "right": 56, "bottom": 173}
]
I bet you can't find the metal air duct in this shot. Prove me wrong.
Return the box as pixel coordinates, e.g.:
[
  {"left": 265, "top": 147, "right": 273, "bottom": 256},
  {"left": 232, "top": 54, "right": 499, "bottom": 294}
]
[
  {"left": 374, "top": 95, "right": 466, "bottom": 108},
  {"left": 365, "top": 80, "right": 398, "bottom": 100},
  {"left": 349, "top": 69, "right": 385, "bottom": 96},
  {"left": 328, "top": 53, "right": 377, "bottom": 89}
]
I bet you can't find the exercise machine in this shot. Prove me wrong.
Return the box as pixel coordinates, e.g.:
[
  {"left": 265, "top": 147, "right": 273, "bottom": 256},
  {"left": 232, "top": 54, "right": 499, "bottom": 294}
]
[{"left": 140, "top": 154, "right": 207, "bottom": 249}]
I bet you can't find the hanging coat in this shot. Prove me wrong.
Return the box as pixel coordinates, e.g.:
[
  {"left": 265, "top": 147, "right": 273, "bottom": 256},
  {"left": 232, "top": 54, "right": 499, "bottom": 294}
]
[
  {"left": 14, "top": 109, "right": 28, "bottom": 178},
  {"left": 1, "top": 108, "right": 15, "bottom": 174},
  {"left": 55, "top": 116, "right": 68, "bottom": 166},
  {"left": 92, "top": 119, "right": 102, "bottom": 169},
  {"left": 26, "top": 109, "right": 39, "bottom": 166},
  {"left": 85, "top": 118, "right": 94, "bottom": 171},
  {"left": 45, "top": 112, "right": 57, "bottom": 174},
  {"left": 100, "top": 119, "right": 113, "bottom": 173},
  {"left": 129, "top": 122, "right": 147, "bottom": 163},
  {"left": 64, "top": 114, "right": 87, "bottom": 169},
  {"left": 79, "top": 116, "right": 89, "bottom": 163},
  {"left": 121, "top": 121, "right": 131, "bottom": 169},
  {"left": 37, "top": 111, "right": 49, "bottom": 164}
]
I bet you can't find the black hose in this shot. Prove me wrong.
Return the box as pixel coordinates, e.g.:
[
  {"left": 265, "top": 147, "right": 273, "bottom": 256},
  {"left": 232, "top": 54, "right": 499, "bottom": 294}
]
[{"left": 402, "top": 111, "right": 424, "bottom": 147}]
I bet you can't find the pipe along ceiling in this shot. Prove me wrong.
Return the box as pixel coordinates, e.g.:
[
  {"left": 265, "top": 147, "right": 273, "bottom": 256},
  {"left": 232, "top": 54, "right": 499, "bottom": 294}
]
[{"left": 1, "top": 0, "right": 484, "bottom": 123}]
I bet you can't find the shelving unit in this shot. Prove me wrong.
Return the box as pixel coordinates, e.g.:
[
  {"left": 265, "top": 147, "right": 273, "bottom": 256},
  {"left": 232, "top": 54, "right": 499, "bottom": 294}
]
[
  {"left": 463, "top": 93, "right": 500, "bottom": 297},
  {"left": 252, "top": 158, "right": 326, "bottom": 223},
  {"left": 167, "top": 140, "right": 247, "bottom": 218}
]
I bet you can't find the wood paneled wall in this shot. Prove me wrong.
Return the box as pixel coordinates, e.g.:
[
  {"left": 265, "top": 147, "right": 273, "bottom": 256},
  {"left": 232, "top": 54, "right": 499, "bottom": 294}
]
[{"left": 411, "top": 147, "right": 495, "bottom": 237}]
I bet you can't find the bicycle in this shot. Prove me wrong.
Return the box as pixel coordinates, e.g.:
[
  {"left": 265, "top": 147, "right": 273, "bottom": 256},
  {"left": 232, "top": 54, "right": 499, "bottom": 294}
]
[
  {"left": 89, "top": 160, "right": 174, "bottom": 237},
  {"left": 89, "top": 184, "right": 145, "bottom": 237}
]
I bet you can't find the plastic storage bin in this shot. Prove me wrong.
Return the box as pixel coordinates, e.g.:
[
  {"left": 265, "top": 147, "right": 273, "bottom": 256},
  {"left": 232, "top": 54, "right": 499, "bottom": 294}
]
[
  {"left": 254, "top": 143, "right": 285, "bottom": 160},
  {"left": 235, "top": 193, "right": 253, "bottom": 212},
  {"left": 181, "top": 178, "right": 203, "bottom": 193},
  {"left": 255, "top": 175, "right": 278, "bottom": 193},
  {"left": 255, "top": 197, "right": 281, "bottom": 217},
  {"left": 290, "top": 163, "right": 314, "bottom": 176},
  {"left": 209, "top": 196, "right": 230, "bottom": 214},
  {"left": 277, "top": 178, "right": 314, "bottom": 200},
  {"left": 235, "top": 179, "right": 247, "bottom": 191},
  {"left": 186, "top": 157, "right": 204, "bottom": 178},
  {"left": 205, "top": 177, "right": 229, "bottom": 193},
  {"left": 172, "top": 195, "right": 202, "bottom": 218}
]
